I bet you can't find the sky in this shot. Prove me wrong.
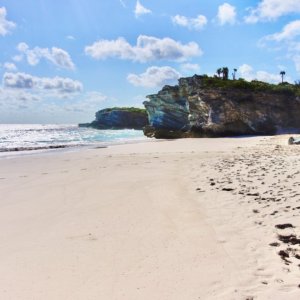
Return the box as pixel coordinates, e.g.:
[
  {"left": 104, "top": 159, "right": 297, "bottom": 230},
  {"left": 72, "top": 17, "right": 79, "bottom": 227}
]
[{"left": 1, "top": 0, "right": 300, "bottom": 123}]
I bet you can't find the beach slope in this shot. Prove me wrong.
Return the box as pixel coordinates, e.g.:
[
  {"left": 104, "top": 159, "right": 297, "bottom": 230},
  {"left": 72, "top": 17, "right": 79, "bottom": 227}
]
[{"left": 0, "top": 137, "right": 299, "bottom": 299}]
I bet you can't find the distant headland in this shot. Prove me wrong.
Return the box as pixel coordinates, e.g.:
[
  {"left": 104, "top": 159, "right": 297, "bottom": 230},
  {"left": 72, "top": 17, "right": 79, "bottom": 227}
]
[{"left": 79, "top": 107, "right": 148, "bottom": 130}]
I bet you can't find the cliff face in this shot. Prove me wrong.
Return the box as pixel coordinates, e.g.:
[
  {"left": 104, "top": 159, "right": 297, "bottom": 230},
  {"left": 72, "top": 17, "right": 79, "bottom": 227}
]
[
  {"left": 79, "top": 107, "right": 148, "bottom": 130},
  {"left": 143, "top": 75, "right": 300, "bottom": 138}
]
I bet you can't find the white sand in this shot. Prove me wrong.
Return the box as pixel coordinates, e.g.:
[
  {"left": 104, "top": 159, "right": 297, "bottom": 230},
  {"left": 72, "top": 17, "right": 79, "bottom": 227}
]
[{"left": 0, "top": 136, "right": 299, "bottom": 299}]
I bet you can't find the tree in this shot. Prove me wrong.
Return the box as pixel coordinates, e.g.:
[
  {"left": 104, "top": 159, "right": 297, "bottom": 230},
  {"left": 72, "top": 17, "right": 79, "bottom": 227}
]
[
  {"left": 232, "top": 68, "right": 237, "bottom": 80},
  {"left": 216, "top": 68, "right": 222, "bottom": 78},
  {"left": 222, "top": 67, "right": 229, "bottom": 80},
  {"left": 280, "top": 71, "right": 286, "bottom": 83}
]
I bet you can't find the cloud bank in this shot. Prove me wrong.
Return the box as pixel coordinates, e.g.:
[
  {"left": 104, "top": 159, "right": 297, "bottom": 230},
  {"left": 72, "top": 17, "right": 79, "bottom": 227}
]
[
  {"left": 85, "top": 35, "right": 202, "bottom": 62},
  {"left": 3, "top": 72, "right": 83, "bottom": 94}
]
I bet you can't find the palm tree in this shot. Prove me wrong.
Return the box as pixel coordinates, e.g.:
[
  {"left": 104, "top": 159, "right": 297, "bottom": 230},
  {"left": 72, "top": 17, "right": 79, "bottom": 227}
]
[
  {"left": 222, "top": 67, "right": 229, "bottom": 80},
  {"left": 216, "top": 68, "right": 222, "bottom": 78},
  {"left": 232, "top": 68, "right": 237, "bottom": 80},
  {"left": 280, "top": 71, "right": 286, "bottom": 83}
]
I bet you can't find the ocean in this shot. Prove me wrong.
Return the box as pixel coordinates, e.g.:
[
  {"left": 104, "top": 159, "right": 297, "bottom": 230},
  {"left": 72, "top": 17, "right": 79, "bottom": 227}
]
[{"left": 0, "top": 124, "right": 148, "bottom": 154}]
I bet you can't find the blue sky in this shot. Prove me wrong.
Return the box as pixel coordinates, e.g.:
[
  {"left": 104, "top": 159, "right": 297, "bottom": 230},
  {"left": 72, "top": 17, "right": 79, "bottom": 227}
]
[{"left": 1, "top": 0, "right": 300, "bottom": 123}]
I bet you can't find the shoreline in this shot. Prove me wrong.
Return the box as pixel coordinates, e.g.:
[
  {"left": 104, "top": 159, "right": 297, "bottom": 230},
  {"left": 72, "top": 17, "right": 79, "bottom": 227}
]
[
  {"left": 0, "top": 136, "right": 299, "bottom": 299},
  {"left": 0, "top": 125, "right": 148, "bottom": 159},
  {"left": 0, "top": 133, "right": 284, "bottom": 159},
  {"left": 0, "top": 136, "right": 152, "bottom": 159}
]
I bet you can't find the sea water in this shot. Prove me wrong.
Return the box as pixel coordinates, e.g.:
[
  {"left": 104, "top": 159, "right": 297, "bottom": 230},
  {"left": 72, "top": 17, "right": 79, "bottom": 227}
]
[{"left": 0, "top": 124, "right": 148, "bottom": 153}]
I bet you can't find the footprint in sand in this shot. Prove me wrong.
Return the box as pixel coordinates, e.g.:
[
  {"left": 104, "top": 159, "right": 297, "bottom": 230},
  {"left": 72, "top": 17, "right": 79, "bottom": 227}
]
[{"left": 275, "top": 223, "right": 294, "bottom": 229}]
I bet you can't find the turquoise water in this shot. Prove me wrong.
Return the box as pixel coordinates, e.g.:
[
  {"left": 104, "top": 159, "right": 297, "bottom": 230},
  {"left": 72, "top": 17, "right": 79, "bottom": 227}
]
[{"left": 0, "top": 124, "right": 148, "bottom": 152}]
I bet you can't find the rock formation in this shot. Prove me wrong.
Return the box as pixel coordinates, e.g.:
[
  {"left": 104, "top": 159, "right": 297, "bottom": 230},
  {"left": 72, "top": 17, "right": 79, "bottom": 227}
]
[
  {"left": 143, "top": 75, "right": 300, "bottom": 138},
  {"left": 79, "top": 107, "right": 148, "bottom": 130}
]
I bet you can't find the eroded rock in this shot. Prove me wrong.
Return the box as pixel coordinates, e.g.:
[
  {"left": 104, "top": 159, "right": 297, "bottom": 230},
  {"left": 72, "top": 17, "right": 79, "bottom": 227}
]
[{"left": 143, "top": 75, "right": 300, "bottom": 138}]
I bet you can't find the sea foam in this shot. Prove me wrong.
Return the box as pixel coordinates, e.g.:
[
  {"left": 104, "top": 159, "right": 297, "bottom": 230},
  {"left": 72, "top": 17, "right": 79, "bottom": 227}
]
[{"left": 0, "top": 124, "right": 147, "bottom": 153}]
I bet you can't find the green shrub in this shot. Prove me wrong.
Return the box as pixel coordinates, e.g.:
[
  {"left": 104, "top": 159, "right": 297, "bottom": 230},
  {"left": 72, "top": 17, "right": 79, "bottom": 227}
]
[
  {"left": 197, "top": 75, "right": 300, "bottom": 96},
  {"left": 102, "top": 107, "right": 146, "bottom": 113}
]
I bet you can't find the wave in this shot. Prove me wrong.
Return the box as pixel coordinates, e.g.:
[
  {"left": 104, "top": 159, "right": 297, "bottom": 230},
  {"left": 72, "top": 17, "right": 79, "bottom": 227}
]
[
  {"left": 0, "top": 144, "right": 72, "bottom": 152},
  {"left": 0, "top": 124, "right": 147, "bottom": 153}
]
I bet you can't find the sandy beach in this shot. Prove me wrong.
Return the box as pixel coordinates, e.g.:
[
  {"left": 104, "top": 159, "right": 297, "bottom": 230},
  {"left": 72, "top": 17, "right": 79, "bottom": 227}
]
[{"left": 0, "top": 136, "right": 300, "bottom": 299}]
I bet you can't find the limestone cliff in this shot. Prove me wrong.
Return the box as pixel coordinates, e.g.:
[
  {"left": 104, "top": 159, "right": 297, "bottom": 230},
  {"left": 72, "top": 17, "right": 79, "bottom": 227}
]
[
  {"left": 143, "top": 75, "right": 300, "bottom": 138},
  {"left": 79, "top": 107, "right": 148, "bottom": 130}
]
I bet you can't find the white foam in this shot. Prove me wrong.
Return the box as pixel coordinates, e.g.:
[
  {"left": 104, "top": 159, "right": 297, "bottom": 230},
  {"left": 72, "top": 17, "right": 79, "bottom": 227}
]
[{"left": 0, "top": 124, "right": 147, "bottom": 153}]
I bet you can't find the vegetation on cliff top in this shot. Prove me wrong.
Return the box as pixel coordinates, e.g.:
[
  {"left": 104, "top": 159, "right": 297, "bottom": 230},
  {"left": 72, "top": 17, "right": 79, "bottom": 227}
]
[
  {"left": 98, "top": 107, "right": 146, "bottom": 114},
  {"left": 199, "top": 75, "right": 300, "bottom": 96}
]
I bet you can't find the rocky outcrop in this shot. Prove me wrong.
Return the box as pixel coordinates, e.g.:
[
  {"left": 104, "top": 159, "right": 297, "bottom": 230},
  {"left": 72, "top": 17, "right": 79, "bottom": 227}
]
[
  {"left": 143, "top": 75, "right": 300, "bottom": 138},
  {"left": 79, "top": 107, "right": 148, "bottom": 130}
]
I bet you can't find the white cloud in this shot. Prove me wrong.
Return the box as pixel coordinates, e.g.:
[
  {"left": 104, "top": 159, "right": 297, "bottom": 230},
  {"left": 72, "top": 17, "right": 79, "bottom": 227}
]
[
  {"left": 39, "top": 77, "right": 83, "bottom": 94},
  {"left": 245, "top": 0, "right": 300, "bottom": 23},
  {"left": 81, "top": 91, "right": 108, "bottom": 105},
  {"left": 0, "top": 87, "right": 110, "bottom": 115},
  {"left": 134, "top": 0, "right": 151, "bottom": 18},
  {"left": 3, "top": 72, "right": 34, "bottom": 89},
  {"left": 262, "top": 20, "right": 300, "bottom": 42},
  {"left": 255, "top": 70, "right": 283, "bottom": 83},
  {"left": 238, "top": 64, "right": 254, "bottom": 80},
  {"left": 238, "top": 64, "right": 289, "bottom": 83},
  {"left": 3, "top": 72, "right": 83, "bottom": 95},
  {"left": 0, "top": 73, "right": 83, "bottom": 111},
  {"left": 127, "top": 66, "right": 181, "bottom": 88},
  {"left": 172, "top": 14, "right": 207, "bottom": 31},
  {"left": 66, "top": 35, "right": 75, "bottom": 40},
  {"left": 12, "top": 54, "right": 23, "bottom": 62},
  {"left": 287, "top": 54, "right": 299, "bottom": 73},
  {"left": 17, "top": 43, "right": 75, "bottom": 70},
  {"left": 217, "top": 3, "right": 236, "bottom": 25},
  {"left": 63, "top": 91, "right": 108, "bottom": 112},
  {"left": 49, "top": 47, "right": 75, "bottom": 70},
  {"left": 85, "top": 35, "right": 202, "bottom": 62},
  {"left": 3, "top": 62, "right": 17, "bottom": 71},
  {"left": 172, "top": 15, "right": 188, "bottom": 27},
  {"left": 259, "top": 21, "right": 300, "bottom": 73},
  {"left": 17, "top": 42, "right": 29, "bottom": 52},
  {"left": 0, "top": 7, "right": 16, "bottom": 36},
  {"left": 0, "top": 88, "right": 40, "bottom": 104},
  {"left": 180, "top": 63, "right": 200, "bottom": 73}
]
